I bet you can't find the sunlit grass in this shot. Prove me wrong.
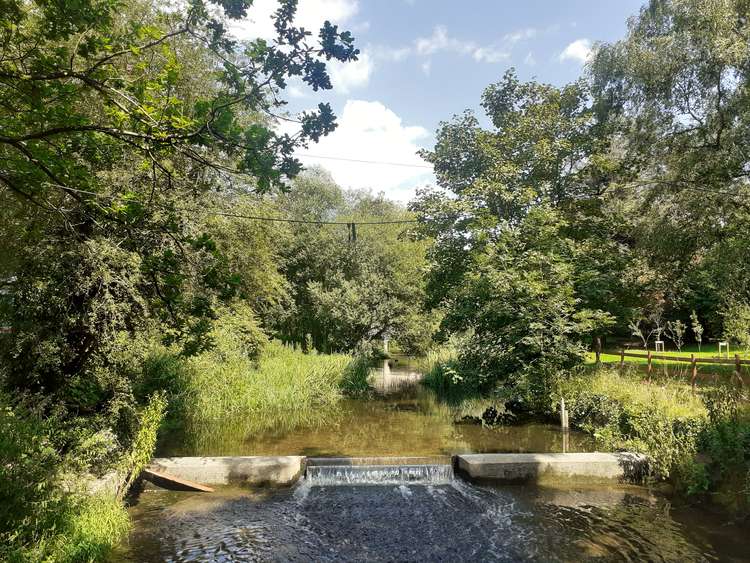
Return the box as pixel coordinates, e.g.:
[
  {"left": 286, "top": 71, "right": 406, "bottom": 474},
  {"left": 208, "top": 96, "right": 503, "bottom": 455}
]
[
  {"left": 161, "top": 341, "right": 360, "bottom": 454},
  {"left": 564, "top": 367, "right": 707, "bottom": 420}
]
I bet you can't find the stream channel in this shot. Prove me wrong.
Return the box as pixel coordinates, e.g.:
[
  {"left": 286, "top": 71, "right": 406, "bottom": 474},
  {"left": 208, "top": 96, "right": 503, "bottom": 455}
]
[{"left": 111, "top": 359, "right": 749, "bottom": 561}]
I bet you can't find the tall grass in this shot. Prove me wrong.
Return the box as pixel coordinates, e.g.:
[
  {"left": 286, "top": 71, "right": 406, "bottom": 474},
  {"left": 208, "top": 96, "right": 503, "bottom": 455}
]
[
  {"left": 185, "top": 340, "right": 351, "bottom": 424},
  {"left": 559, "top": 367, "right": 708, "bottom": 479},
  {"left": 420, "top": 344, "right": 483, "bottom": 403},
  {"left": 147, "top": 339, "right": 366, "bottom": 454},
  {"left": 0, "top": 394, "right": 130, "bottom": 562}
]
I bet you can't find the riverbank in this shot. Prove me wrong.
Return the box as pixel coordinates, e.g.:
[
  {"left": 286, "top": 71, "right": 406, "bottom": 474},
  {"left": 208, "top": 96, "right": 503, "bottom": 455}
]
[{"left": 421, "top": 349, "right": 750, "bottom": 517}]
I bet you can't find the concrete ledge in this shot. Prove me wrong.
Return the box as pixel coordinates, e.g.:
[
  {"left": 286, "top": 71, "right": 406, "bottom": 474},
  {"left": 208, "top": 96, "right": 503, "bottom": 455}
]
[
  {"left": 147, "top": 456, "right": 305, "bottom": 487},
  {"left": 456, "top": 452, "right": 647, "bottom": 483}
]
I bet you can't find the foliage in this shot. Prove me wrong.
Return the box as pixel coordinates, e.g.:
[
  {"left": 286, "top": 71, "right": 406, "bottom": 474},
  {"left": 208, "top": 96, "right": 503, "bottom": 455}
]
[
  {"left": 276, "top": 169, "right": 433, "bottom": 353},
  {"left": 560, "top": 368, "right": 707, "bottom": 479},
  {"left": 665, "top": 319, "right": 687, "bottom": 352},
  {"left": 722, "top": 300, "right": 750, "bottom": 354},
  {"left": 117, "top": 391, "right": 167, "bottom": 499},
  {"left": 697, "top": 387, "right": 750, "bottom": 509},
  {"left": 420, "top": 341, "right": 482, "bottom": 403},
  {"left": 338, "top": 353, "right": 373, "bottom": 397},
  {"left": 411, "top": 70, "right": 617, "bottom": 396},
  {"left": 0, "top": 394, "right": 130, "bottom": 562},
  {"left": 0, "top": 0, "right": 360, "bottom": 412},
  {"left": 691, "top": 310, "right": 704, "bottom": 351},
  {"left": 589, "top": 0, "right": 750, "bottom": 337}
]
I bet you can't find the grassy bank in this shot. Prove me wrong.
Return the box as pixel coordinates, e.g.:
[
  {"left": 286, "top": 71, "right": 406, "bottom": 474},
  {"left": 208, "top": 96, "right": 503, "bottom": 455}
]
[
  {"left": 422, "top": 346, "right": 749, "bottom": 513},
  {"left": 142, "top": 337, "right": 369, "bottom": 455},
  {"left": 0, "top": 391, "right": 162, "bottom": 562},
  {"left": 561, "top": 368, "right": 749, "bottom": 512}
]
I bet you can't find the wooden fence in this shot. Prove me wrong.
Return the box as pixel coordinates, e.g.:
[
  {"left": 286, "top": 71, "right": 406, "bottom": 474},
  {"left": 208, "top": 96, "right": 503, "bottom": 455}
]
[{"left": 618, "top": 350, "right": 748, "bottom": 389}]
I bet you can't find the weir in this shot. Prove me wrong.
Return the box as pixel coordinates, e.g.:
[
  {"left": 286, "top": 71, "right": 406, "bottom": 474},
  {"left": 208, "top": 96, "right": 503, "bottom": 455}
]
[
  {"left": 143, "top": 452, "right": 647, "bottom": 489},
  {"left": 305, "top": 457, "right": 454, "bottom": 485}
]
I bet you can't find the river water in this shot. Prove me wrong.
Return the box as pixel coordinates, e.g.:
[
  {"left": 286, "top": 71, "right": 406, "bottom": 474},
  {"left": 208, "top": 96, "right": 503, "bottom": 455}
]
[
  {"left": 112, "top": 360, "right": 749, "bottom": 561},
  {"left": 157, "top": 360, "right": 593, "bottom": 457},
  {"left": 112, "top": 480, "right": 748, "bottom": 562}
]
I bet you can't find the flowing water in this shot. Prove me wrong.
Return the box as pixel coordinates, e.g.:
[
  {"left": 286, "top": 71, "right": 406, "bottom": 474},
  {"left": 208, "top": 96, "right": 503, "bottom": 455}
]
[
  {"left": 117, "top": 359, "right": 749, "bottom": 561},
  {"left": 112, "top": 478, "right": 749, "bottom": 562}
]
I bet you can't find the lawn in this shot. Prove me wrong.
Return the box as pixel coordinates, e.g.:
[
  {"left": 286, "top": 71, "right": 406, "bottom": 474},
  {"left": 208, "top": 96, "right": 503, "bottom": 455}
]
[{"left": 585, "top": 344, "right": 750, "bottom": 382}]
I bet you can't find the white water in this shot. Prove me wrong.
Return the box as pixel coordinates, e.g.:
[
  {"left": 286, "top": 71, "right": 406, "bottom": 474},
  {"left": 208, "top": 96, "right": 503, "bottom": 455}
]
[{"left": 305, "top": 464, "right": 454, "bottom": 486}]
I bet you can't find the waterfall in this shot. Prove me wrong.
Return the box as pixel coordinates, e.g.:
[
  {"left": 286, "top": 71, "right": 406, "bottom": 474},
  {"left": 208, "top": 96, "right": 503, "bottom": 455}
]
[{"left": 305, "top": 463, "right": 454, "bottom": 486}]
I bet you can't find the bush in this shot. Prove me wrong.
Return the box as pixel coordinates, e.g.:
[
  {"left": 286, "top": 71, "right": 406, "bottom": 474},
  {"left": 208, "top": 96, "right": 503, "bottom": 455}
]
[
  {"left": 339, "top": 353, "right": 372, "bottom": 397},
  {"left": 697, "top": 387, "right": 750, "bottom": 509},
  {"left": 0, "top": 394, "right": 131, "bottom": 562},
  {"left": 421, "top": 344, "right": 481, "bottom": 403},
  {"left": 560, "top": 368, "right": 707, "bottom": 479}
]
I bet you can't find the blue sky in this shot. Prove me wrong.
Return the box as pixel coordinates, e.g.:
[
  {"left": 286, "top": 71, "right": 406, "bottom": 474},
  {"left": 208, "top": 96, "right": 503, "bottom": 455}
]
[{"left": 230, "top": 0, "right": 645, "bottom": 201}]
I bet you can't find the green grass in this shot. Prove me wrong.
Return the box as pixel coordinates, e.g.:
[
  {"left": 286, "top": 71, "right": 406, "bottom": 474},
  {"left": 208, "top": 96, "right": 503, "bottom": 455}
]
[
  {"left": 590, "top": 342, "right": 750, "bottom": 360},
  {"left": 587, "top": 345, "right": 750, "bottom": 381},
  {"left": 185, "top": 341, "right": 353, "bottom": 424},
  {"left": 564, "top": 367, "right": 706, "bottom": 420},
  {"left": 560, "top": 367, "right": 709, "bottom": 479},
  {"left": 153, "top": 340, "right": 365, "bottom": 454}
]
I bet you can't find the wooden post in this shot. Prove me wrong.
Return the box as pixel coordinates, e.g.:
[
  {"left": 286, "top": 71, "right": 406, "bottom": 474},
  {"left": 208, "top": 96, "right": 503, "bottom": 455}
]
[
  {"left": 647, "top": 350, "right": 653, "bottom": 381},
  {"left": 690, "top": 354, "right": 698, "bottom": 391},
  {"left": 735, "top": 354, "right": 743, "bottom": 387},
  {"left": 620, "top": 349, "right": 625, "bottom": 370}
]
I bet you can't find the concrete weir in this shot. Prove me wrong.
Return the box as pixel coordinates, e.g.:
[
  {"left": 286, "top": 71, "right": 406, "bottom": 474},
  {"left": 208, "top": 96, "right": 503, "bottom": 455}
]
[
  {"left": 141, "top": 452, "right": 647, "bottom": 490},
  {"left": 147, "top": 456, "right": 305, "bottom": 487},
  {"left": 456, "top": 452, "right": 647, "bottom": 484}
]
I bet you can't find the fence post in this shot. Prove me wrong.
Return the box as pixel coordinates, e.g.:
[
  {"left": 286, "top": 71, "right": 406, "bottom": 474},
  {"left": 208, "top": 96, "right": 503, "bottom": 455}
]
[
  {"left": 735, "top": 354, "right": 743, "bottom": 387},
  {"left": 620, "top": 349, "right": 625, "bottom": 370},
  {"left": 690, "top": 354, "right": 698, "bottom": 391},
  {"left": 647, "top": 351, "right": 652, "bottom": 381}
]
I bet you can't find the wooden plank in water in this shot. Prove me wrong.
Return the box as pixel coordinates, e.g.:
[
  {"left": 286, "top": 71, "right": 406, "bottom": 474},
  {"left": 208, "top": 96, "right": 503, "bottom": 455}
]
[{"left": 142, "top": 468, "right": 214, "bottom": 492}]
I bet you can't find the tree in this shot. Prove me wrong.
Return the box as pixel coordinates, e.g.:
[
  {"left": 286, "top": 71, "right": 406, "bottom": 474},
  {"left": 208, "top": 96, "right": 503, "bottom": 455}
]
[
  {"left": 590, "top": 0, "right": 750, "bottom": 338},
  {"left": 690, "top": 310, "right": 704, "bottom": 352},
  {"left": 666, "top": 319, "right": 686, "bottom": 352},
  {"left": 411, "top": 70, "right": 616, "bottom": 397},
  {"left": 0, "top": 0, "right": 359, "bottom": 411},
  {"left": 275, "top": 169, "right": 433, "bottom": 354}
]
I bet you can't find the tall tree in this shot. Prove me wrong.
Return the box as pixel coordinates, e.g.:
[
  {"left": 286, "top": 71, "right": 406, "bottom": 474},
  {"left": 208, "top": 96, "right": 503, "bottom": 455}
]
[
  {"left": 412, "top": 70, "right": 622, "bottom": 395},
  {"left": 0, "top": 0, "right": 358, "bottom": 403},
  {"left": 590, "top": 0, "right": 750, "bottom": 334}
]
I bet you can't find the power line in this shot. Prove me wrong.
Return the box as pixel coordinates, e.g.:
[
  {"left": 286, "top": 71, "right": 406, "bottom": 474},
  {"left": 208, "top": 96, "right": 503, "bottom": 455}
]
[
  {"left": 210, "top": 211, "right": 418, "bottom": 225},
  {"left": 296, "top": 153, "right": 434, "bottom": 169}
]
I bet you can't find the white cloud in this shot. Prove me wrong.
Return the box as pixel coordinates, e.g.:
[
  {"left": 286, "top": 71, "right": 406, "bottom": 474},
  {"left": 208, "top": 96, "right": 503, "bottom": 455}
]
[
  {"left": 229, "top": 0, "right": 359, "bottom": 40},
  {"left": 421, "top": 60, "right": 432, "bottom": 75},
  {"left": 472, "top": 46, "right": 509, "bottom": 63},
  {"left": 503, "top": 27, "right": 537, "bottom": 45},
  {"left": 287, "top": 85, "right": 306, "bottom": 98},
  {"left": 327, "top": 52, "right": 373, "bottom": 94},
  {"left": 415, "top": 25, "right": 475, "bottom": 56},
  {"left": 414, "top": 26, "right": 513, "bottom": 64},
  {"left": 559, "top": 38, "right": 592, "bottom": 64},
  {"left": 283, "top": 100, "right": 434, "bottom": 201},
  {"left": 524, "top": 51, "right": 536, "bottom": 66},
  {"left": 371, "top": 45, "right": 411, "bottom": 62}
]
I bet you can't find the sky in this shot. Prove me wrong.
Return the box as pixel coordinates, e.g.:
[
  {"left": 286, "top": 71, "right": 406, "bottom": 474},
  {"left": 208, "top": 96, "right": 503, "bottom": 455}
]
[{"left": 229, "top": 0, "right": 645, "bottom": 202}]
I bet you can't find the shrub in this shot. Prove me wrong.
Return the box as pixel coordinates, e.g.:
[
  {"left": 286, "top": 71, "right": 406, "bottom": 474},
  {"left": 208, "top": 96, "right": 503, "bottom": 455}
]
[
  {"left": 421, "top": 344, "right": 481, "bottom": 403},
  {"left": 0, "top": 394, "right": 131, "bottom": 562},
  {"left": 339, "top": 353, "right": 372, "bottom": 397},
  {"left": 560, "top": 368, "right": 707, "bottom": 479}
]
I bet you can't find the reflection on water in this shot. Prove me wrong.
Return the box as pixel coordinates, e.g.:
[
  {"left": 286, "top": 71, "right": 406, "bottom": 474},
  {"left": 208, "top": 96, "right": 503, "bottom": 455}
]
[
  {"left": 111, "top": 483, "right": 749, "bottom": 562},
  {"left": 372, "top": 358, "right": 423, "bottom": 393},
  {"left": 158, "top": 360, "right": 593, "bottom": 457}
]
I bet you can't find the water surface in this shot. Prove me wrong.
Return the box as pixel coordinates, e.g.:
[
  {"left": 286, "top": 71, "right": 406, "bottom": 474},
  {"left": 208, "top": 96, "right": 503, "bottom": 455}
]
[
  {"left": 112, "top": 482, "right": 748, "bottom": 562},
  {"left": 158, "top": 361, "right": 593, "bottom": 457}
]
